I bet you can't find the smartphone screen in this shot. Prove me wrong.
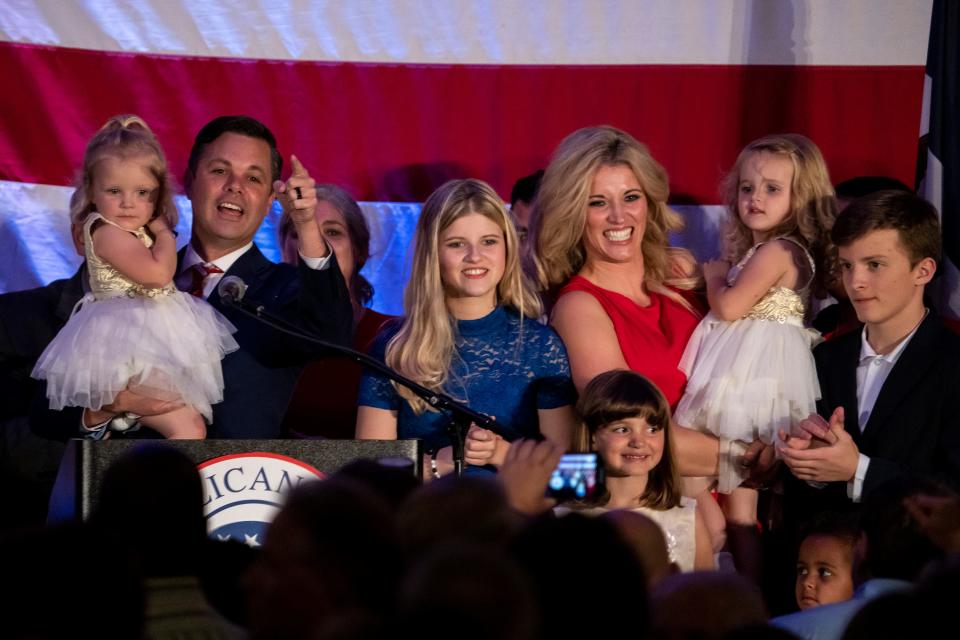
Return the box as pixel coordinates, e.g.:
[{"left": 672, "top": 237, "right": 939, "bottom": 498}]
[{"left": 546, "top": 453, "right": 601, "bottom": 501}]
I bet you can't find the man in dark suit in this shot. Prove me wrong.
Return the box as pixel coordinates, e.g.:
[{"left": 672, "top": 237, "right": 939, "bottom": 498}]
[
  {"left": 32, "top": 115, "right": 352, "bottom": 440},
  {"left": 780, "top": 190, "right": 960, "bottom": 519},
  {"left": 1, "top": 268, "right": 85, "bottom": 420},
  {"left": 0, "top": 262, "right": 84, "bottom": 527}
]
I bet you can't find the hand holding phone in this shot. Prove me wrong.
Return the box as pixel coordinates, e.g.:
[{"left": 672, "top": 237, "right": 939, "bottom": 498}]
[
  {"left": 498, "top": 438, "right": 564, "bottom": 515},
  {"left": 546, "top": 453, "right": 602, "bottom": 502}
]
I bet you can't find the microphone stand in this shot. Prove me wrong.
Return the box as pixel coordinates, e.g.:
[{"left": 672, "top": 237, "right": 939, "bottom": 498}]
[{"left": 221, "top": 294, "right": 493, "bottom": 477}]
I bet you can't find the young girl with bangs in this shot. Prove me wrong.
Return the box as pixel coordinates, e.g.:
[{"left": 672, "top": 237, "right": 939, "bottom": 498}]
[
  {"left": 355, "top": 179, "right": 576, "bottom": 476},
  {"left": 560, "top": 369, "right": 714, "bottom": 571}
]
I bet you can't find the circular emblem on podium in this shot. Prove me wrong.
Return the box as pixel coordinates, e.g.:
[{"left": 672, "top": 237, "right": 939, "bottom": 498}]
[{"left": 198, "top": 452, "right": 325, "bottom": 546}]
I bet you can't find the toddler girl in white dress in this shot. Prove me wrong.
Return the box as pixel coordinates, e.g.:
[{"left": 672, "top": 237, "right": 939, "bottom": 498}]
[
  {"left": 33, "top": 115, "right": 237, "bottom": 438},
  {"left": 674, "top": 134, "right": 836, "bottom": 560}
]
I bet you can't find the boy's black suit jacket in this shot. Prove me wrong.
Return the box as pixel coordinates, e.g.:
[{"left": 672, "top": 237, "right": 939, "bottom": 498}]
[{"left": 783, "top": 310, "right": 960, "bottom": 525}]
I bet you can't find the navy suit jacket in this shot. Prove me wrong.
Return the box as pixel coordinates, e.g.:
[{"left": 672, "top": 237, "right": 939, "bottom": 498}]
[
  {"left": 784, "top": 311, "right": 960, "bottom": 523},
  {"left": 198, "top": 244, "right": 352, "bottom": 437},
  {"left": 30, "top": 245, "right": 352, "bottom": 439},
  {"left": 0, "top": 266, "right": 85, "bottom": 421}
]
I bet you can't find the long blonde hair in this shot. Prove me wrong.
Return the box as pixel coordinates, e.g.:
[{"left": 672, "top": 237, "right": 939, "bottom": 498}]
[
  {"left": 386, "top": 179, "right": 542, "bottom": 413},
  {"left": 530, "top": 126, "right": 695, "bottom": 304},
  {"left": 720, "top": 134, "right": 837, "bottom": 294},
  {"left": 69, "top": 114, "right": 178, "bottom": 231}
]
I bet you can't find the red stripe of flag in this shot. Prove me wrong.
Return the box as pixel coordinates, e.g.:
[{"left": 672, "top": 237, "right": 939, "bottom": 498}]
[{"left": 0, "top": 42, "right": 925, "bottom": 202}]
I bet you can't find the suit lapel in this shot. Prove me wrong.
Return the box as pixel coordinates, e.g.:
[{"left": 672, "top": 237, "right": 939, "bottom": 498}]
[
  {"left": 177, "top": 244, "right": 271, "bottom": 312},
  {"left": 210, "top": 244, "right": 272, "bottom": 313},
  {"left": 860, "top": 313, "right": 939, "bottom": 448}
]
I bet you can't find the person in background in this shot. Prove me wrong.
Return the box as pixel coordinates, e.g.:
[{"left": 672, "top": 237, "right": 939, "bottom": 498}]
[
  {"left": 0, "top": 224, "right": 85, "bottom": 529},
  {"left": 795, "top": 513, "right": 858, "bottom": 610},
  {"left": 772, "top": 478, "right": 947, "bottom": 640},
  {"left": 509, "top": 169, "right": 543, "bottom": 250},
  {"left": 834, "top": 176, "right": 912, "bottom": 212},
  {"left": 278, "top": 184, "right": 393, "bottom": 438}
]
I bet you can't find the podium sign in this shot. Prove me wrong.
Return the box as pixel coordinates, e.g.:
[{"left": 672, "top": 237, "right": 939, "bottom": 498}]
[{"left": 49, "top": 439, "right": 421, "bottom": 543}]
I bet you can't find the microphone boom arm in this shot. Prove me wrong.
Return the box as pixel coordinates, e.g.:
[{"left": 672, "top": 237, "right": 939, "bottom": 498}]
[{"left": 220, "top": 293, "right": 494, "bottom": 476}]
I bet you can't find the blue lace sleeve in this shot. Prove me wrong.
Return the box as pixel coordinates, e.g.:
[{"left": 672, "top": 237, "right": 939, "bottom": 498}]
[
  {"left": 356, "top": 328, "right": 402, "bottom": 412},
  {"left": 534, "top": 326, "right": 577, "bottom": 410}
]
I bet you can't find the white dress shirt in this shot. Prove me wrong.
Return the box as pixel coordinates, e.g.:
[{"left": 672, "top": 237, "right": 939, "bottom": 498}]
[
  {"left": 848, "top": 317, "right": 924, "bottom": 501},
  {"left": 177, "top": 242, "right": 332, "bottom": 299}
]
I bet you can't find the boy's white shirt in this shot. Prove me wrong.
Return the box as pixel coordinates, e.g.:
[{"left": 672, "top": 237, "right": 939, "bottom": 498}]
[{"left": 848, "top": 313, "right": 925, "bottom": 501}]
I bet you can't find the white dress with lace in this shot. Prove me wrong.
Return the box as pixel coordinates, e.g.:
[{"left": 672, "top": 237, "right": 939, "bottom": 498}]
[
  {"left": 32, "top": 214, "right": 238, "bottom": 421},
  {"left": 673, "top": 238, "right": 821, "bottom": 491},
  {"left": 555, "top": 498, "right": 698, "bottom": 571}
]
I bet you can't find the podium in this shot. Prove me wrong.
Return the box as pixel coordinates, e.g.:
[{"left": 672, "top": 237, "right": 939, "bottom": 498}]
[{"left": 49, "top": 438, "right": 422, "bottom": 541}]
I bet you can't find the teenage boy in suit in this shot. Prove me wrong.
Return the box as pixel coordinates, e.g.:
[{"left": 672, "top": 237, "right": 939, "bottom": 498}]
[{"left": 780, "top": 190, "right": 960, "bottom": 518}]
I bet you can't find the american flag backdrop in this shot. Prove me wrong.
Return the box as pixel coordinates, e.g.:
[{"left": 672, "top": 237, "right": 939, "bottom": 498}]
[
  {"left": 918, "top": 0, "right": 960, "bottom": 323},
  {"left": 0, "top": 0, "right": 935, "bottom": 315}
]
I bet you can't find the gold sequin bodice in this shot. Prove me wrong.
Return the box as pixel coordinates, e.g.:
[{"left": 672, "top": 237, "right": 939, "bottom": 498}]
[
  {"left": 84, "top": 214, "right": 176, "bottom": 299},
  {"left": 728, "top": 238, "right": 814, "bottom": 324}
]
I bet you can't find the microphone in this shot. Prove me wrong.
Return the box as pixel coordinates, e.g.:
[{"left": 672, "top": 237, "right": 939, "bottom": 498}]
[{"left": 217, "top": 275, "right": 248, "bottom": 305}]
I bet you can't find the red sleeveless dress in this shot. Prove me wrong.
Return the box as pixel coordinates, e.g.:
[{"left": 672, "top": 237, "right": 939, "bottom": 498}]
[{"left": 558, "top": 275, "right": 701, "bottom": 408}]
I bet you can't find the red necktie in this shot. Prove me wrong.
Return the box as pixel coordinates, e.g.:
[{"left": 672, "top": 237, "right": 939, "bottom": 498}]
[{"left": 188, "top": 263, "right": 224, "bottom": 298}]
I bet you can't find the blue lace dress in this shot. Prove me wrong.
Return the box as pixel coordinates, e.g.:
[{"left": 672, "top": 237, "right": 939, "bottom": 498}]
[{"left": 358, "top": 306, "right": 576, "bottom": 471}]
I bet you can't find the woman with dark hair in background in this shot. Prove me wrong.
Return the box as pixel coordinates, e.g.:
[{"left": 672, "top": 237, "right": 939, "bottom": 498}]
[{"left": 279, "top": 184, "right": 393, "bottom": 438}]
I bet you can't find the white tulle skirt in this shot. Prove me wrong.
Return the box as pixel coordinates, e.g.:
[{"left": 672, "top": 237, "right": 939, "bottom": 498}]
[
  {"left": 32, "top": 291, "right": 238, "bottom": 421},
  {"left": 674, "top": 311, "right": 821, "bottom": 448}
]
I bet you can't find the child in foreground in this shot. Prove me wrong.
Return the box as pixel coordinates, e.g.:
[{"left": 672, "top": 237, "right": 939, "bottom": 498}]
[
  {"left": 795, "top": 513, "right": 857, "bottom": 610},
  {"left": 559, "top": 369, "right": 714, "bottom": 571}
]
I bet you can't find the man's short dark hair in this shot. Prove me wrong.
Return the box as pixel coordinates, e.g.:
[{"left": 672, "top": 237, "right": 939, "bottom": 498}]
[
  {"left": 835, "top": 176, "right": 912, "bottom": 201},
  {"left": 184, "top": 115, "right": 282, "bottom": 192},
  {"left": 510, "top": 169, "right": 544, "bottom": 207},
  {"left": 831, "top": 190, "right": 941, "bottom": 265},
  {"left": 799, "top": 510, "right": 859, "bottom": 546}
]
